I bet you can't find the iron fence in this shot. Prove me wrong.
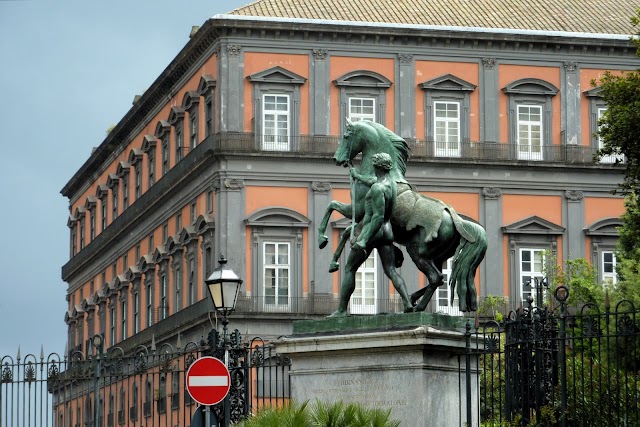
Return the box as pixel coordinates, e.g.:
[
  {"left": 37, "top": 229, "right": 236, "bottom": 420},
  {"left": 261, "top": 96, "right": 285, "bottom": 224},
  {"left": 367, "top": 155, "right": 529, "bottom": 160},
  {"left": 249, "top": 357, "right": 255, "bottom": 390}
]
[
  {"left": 464, "top": 288, "right": 640, "bottom": 426},
  {"left": 0, "top": 334, "right": 290, "bottom": 427}
]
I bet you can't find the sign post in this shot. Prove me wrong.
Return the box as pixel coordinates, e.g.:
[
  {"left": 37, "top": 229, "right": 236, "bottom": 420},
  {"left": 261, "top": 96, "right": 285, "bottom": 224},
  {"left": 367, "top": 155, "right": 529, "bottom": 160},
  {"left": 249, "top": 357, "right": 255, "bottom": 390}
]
[{"left": 186, "top": 356, "right": 231, "bottom": 426}]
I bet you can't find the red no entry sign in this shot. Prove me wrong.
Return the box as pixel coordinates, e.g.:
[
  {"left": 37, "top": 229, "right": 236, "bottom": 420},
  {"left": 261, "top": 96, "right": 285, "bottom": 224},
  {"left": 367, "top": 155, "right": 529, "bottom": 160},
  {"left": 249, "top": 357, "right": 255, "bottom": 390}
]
[{"left": 186, "top": 356, "right": 231, "bottom": 406}]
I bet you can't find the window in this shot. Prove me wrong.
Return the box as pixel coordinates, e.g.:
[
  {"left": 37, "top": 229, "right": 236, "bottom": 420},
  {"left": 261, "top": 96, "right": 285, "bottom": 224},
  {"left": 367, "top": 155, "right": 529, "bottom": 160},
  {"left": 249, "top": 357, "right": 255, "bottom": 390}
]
[
  {"left": 123, "top": 254, "right": 128, "bottom": 270},
  {"left": 263, "top": 242, "right": 290, "bottom": 309},
  {"left": 175, "top": 122, "right": 184, "bottom": 162},
  {"left": 112, "top": 186, "right": 118, "bottom": 220},
  {"left": 171, "top": 373, "right": 180, "bottom": 410},
  {"left": 351, "top": 250, "right": 377, "bottom": 315},
  {"left": 504, "top": 78, "right": 558, "bottom": 161},
  {"left": 262, "top": 94, "right": 290, "bottom": 151},
  {"left": 148, "top": 148, "right": 155, "bottom": 186},
  {"left": 122, "top": 174, "right": 129, "bottom": 210},
  {"left": 135, "top": 244, "right": 140, "bottom": 261},
  {"left": 176, "top": 213, "right": 182, "bottom": 233},
  {"left": 134, "top": 166, "right": 141, "bottom": 199},
  {"left": 162, "top": 223, "right": 168, "bottom": 242},
  {"left": 146, "top": 280, "right": 153, "bottom": 327},
  {"left": 205, "top": 98, "right": 213, "bottom": 137},
  {"left": 190, "top": 201, "right": 196, "bottom": 224},
  {"left": 159, "top": 274, "right": 168, "bottom": 321},
  {"left": 207, "top": 190, "right": 213, "bottom": 213},
  {"left": 110, "top": 307, "right": 116, "bottom": 346},
  {"left": 174, "top": 264, "right": 182, "bottom": 313},
  {"left": 90, "top": 209, "right": 96, "bottom": 241},
  {"left": 133, "top": 293, "right": 139, "bottom": 334},
  {"left": 248, "top": 66, "right": 305, "bottom": 150},
  {"left": 101, "top": 198, "right": 108, "bottom": 231},
  {"left": 434, "top": 101, "right": 461, "bottom": 157},
  {"left": 70, "top": 221, "right": 77, "bottom": 256},
  {"left": 596, "top": 108, "right": 624, "bottom": 164},
  {"left": 519, "top": 248, "right": 545, "bottom": 304},
  {"left": 148, "top": 234, "right": 154, "bottom": 252},
  {"left": 121, "top": 300, "right": 127, "bottom": 341},
  {"left": 188, "top": 258, "right": 196, "bottom": 305},
  {"left": 198, "top": 75, "right": 216, "bottom": 138},
  {"left": 348, "top": 97, "right": 375, "bottom": 122},
  {"left": 189, "top": 111, "right": 198, "bottom": 150},
  {"left": 517, "top": 105, "right": 543, "bottom": 161},
  {"left": 435, "top": 258, "right": 462, "bottom": 316},
  {"left": 79, "top": 219, "right": 85, "bottom": 249},
  {"left": 602, "top": 251, "right": 617, "bottom": 286},
  {"left": 162, "top": 136, "right": 169, "bottom": 175},
  {"left": 144, "top": 380, "right": 152, "bottom": 418}
]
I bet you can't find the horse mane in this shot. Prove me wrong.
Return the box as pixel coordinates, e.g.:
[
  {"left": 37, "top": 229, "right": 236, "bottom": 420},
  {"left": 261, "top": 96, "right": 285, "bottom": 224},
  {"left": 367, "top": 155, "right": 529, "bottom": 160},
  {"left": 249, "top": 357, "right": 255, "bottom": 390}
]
[{"left": 365, "top": 121, "right": 411, "bottom": 176}]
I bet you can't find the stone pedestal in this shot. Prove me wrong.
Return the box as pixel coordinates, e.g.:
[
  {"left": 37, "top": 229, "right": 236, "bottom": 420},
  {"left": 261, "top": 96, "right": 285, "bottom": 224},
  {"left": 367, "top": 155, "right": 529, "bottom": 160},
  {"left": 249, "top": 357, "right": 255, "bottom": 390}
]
[{"left": 276, "top": 313, "right": 478, "bottom": 427}]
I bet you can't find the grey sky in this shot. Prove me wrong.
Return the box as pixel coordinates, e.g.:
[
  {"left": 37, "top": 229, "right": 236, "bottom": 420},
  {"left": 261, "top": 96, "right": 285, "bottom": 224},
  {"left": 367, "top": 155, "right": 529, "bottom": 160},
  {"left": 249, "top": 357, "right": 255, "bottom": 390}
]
[{"left": 0, "top": 0, "right": 248, "bottom": 357}]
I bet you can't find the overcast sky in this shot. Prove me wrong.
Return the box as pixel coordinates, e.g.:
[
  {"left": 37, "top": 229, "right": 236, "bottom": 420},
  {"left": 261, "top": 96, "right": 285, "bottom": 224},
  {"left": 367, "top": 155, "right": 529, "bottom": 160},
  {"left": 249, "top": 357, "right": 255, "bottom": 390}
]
[{"left": 0, "top": 0, "right": 248, "bottom": 357}]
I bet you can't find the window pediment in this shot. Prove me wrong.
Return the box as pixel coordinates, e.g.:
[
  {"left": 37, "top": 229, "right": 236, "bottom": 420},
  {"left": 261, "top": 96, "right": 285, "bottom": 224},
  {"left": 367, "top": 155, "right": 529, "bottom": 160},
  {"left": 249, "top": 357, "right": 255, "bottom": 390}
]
[
  {"left": 138, "top": 254, "right": 155, "bottom": 273},
  {"left": 141, "top": 135, "right": 158, "bottom": 152},
  {"left": 96, "top": 185, "right": 109, "bottom": 199},
  {"left": 84, "top": 196, "right": 97, "bottom": 210},
  {"left": 502, "top": 216, "right": 564, "bottom": 235},
  {"left": 74, "top": 206, "right": 87, "bottom": 219},
  {"left": 419, "top": 74, "right": 476, "bottom": 92},
  {"left": 168, "top": 107, "right": 185, "bottom": 125},
  {"left": 155, "top": 120, "right": 171, "bottom": 138},
  {"left": 165, "top": 235, "right": 183, "bottom": 255},
  {"left": 195, "top": 214, "right": 215, "bottom": 235},
  {"left": 331, "top": 217, "right": 352, "bottom": 230},
  {"left": 584, "top": 86, "right": 604, "bottom": 98},
  {"left": 81, "top": 297, "right": 95, "bottom": 312},
  {"left": 125, "top": 266, "right": 141, "bottom": 282},
  {"left": 584, "top": 217, "right": 621, "bottom": 236},
  {"left": 152, "top": 246, "right": 169, "bottom": 264},
  {"left": 68, "top": 214, "right": 77, "bottom": 228},
  {"left": 116, "top": 161, "right": 130, "bottom": 177},
  {"left": 334, "top": 70, "right": 392, "bottom": 88},
  {"left": 245, "top": 207, "right": 311, "bottom": 228},
  {"left": 178, "top": 226, "right": 198, "bottom": 245},
  {"left": 248, "top": 66, "right": 306, "bottom": 85},
  {"left": 128, "top": 149, "right": 143, "bottom": 166},
  {"left": 181, "top": 91, "right": 200, "bottom": 110},
  {"left": 93, "top": 290, "right": 106, "bottom": 305},
  {"left": 197, "top": 75, "right": 216, "bottom": 95},
  {"left": 106, "top": 174, "right": 120, "bottom": 188},
  {"left": 503, "top": 78, "right": 559, "bottom": 96}
]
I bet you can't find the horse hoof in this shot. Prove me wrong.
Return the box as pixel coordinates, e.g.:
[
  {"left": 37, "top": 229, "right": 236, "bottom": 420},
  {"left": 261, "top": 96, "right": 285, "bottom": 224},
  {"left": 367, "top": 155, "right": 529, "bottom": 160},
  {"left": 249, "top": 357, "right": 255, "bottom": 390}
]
[
  {"left": 404, "top": 306, "right": 414, "bottom": 313},
  {"left": 318, "top": 235, "right": 329, "bottom": 249},
  {"left": 329, "top": 262, "right": 339, "bottom": 273}
]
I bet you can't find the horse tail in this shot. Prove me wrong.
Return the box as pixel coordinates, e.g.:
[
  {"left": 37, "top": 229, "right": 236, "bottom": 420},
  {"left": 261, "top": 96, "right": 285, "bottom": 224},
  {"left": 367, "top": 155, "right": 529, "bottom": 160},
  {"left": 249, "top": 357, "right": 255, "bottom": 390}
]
[{"left": 449, "top": 219, "right": 487, "bottom": 312}]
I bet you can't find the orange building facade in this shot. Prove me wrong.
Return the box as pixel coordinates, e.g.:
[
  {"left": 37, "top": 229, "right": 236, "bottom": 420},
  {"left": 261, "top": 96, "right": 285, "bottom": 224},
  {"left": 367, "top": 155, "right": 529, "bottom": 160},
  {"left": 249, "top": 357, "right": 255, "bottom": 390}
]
[{"left": 58, "top": 0, "right": 637, "bottom": 424}]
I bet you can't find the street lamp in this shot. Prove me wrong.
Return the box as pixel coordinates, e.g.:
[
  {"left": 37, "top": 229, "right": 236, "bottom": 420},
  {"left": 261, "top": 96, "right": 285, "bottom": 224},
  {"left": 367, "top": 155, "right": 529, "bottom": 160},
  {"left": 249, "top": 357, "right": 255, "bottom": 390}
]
[{"left": 204, "top": 255, "right": 242, "bottom": 427}]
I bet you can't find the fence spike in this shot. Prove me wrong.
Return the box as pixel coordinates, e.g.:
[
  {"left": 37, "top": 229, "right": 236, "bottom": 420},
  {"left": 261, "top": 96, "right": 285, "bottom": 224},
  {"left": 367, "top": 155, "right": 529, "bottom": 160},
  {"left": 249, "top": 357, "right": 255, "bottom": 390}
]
[
  {"left": 17, "top": 346, "right": 21, "bottom": 360},
  {"left": 40, "top": 345, "right": 44, "bottom": 361}
]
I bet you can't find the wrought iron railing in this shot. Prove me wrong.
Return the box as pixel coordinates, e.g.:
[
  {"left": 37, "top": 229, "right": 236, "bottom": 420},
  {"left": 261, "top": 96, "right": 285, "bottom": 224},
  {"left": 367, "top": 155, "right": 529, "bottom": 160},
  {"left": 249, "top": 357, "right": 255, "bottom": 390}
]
[{"left": 205, "top": 133, "right": 622, "bottom": 166}]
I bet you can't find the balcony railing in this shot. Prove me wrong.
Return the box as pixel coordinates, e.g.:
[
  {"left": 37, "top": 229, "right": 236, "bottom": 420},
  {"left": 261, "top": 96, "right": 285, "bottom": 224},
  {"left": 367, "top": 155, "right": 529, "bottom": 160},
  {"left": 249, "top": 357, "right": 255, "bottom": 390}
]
[
  {"left": 207, "top": 133, "right": 621, "bottom": 166},
  {"left": 235, "top": 295, "right": 408, "bottom": 316}
]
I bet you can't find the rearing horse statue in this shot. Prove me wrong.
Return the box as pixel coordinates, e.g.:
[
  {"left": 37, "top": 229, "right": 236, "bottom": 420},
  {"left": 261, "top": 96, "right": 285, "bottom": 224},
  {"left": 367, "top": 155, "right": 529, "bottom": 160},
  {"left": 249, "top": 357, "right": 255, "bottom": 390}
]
[{"left": 318, "top": 120, "right": 487, "bottom": 314}]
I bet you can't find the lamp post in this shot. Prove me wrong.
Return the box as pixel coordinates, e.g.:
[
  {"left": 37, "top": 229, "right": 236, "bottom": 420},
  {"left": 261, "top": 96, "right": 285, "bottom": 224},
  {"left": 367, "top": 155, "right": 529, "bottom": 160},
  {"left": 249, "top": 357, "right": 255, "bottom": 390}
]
[{"left": 205, "top": 255, "right": 242, "bottom": 427}]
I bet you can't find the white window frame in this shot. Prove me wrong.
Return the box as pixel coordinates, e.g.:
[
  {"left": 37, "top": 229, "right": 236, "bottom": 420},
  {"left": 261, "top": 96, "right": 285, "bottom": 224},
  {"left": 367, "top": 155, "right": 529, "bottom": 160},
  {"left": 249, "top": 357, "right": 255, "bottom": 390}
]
[
  {"left": 160, "top": 274, "right": 167, "bottom": 321},
  {"left": 133, "top": 293, "right": 140, "bottom": 335},
  {"left": 433, "top": 101, "right": 461, "bottom": 158},
  {"left": 519, "top": 248, "right": 545, "bottom": 305},
  {"left": 263, "top": 242, "right": 291, "bottom": 310},
  {"left": 597, "top": 108, "right": 624, "bottom": 164},
  {"left": 146, "top": 282, "right": 153, "bottom": 327},
  {"left": 261, "top": 94, "right": 290, "bottom": 151},
  {"left": 435, "top": 258, "right": 463, "bottom": 316},
  {"left": 351, "top": 249, "right": 378, "bottom": 315},
  {"left": 348, "top": 97, "right": 376, "bottom": 123},
  {"left": 602, "top": 250, "right": 617, "bottom": 286},
  {"left": 121, "top": 300, "right": 127, "bottom": 341},
  {"left": 517, "top": 105, "right": 543, "bottom": 161},
  {"left": 110, "top": 307, "right": 116, "bottom": 346}
]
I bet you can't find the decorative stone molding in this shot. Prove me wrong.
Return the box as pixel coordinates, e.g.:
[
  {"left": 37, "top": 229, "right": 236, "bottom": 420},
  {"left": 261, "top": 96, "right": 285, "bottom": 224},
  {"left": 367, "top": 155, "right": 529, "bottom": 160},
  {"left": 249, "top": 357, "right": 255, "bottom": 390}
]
[
  {"left": 482, "top": 58, "right": 496, "bottom": 69},
  {"left": 313, "top": 49, "right": 327, "bottom": 61},
  {"left": 312, "top": 181, "right": 331, "bottom": 193},
  {"left": 482, "top": 187, "right": 502, "bottom": 199},
  {"left": 397, "top": 53, "right": 413, "bottom": 64},
  {"left": 564, "top": 190, "right": 584, "bottom": 201},
  {"left": 563, "top": 61, "right": 578, "bottom": 72},
  {"left": 223, "top": 178, "right": 245, "bottom": 190},
  {"left": 227, "top": 45, "right": 241, "bottom": 56}
]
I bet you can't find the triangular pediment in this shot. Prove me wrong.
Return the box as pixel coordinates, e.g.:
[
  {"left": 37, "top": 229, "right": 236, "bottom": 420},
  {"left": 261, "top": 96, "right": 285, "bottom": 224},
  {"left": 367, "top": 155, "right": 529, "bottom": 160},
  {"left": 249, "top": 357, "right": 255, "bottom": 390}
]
[
  {"left": 245, "top": 207, "right": 310, "bottom": 228},
  {"left": 248, "top": 66, "right": 306, "bottom": 84},
  {"left": 502, "top": 216, "right": 564, "bottom": 235},
  {"left": 584, "top": 86, "right": 604, "bottom": 98},
  {"left": 419, "top": 74, "right": 476, "bottom": 92},
  {"left": 584, "top": 217, "right": 621, "bottom": 236}
]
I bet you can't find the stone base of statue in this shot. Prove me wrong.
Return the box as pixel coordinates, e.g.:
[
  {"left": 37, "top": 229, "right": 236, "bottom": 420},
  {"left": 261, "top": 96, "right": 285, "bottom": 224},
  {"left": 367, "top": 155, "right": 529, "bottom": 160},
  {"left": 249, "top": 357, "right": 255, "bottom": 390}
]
[{"left": 275, "top": 312, "right": 479, "bottom": 427}]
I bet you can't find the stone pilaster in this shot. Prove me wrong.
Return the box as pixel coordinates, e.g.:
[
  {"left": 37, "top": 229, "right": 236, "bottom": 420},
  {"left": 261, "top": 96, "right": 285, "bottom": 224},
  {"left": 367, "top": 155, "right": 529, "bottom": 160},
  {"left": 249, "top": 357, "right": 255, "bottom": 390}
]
[{"left": 482, "top": 187, "right": 502, "bottom": 296}]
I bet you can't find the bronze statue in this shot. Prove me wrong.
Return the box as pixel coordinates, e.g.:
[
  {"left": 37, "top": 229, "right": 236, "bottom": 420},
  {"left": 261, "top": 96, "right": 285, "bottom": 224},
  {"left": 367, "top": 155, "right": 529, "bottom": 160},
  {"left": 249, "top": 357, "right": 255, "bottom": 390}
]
[{"left": 319, "top": 120, "right": 487, "bottom": 316}]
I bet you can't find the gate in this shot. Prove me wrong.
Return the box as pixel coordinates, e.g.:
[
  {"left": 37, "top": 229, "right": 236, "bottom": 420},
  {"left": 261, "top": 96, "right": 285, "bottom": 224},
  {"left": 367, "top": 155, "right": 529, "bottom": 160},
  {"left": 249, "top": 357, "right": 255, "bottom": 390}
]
[
  {"left": 0, "top": 332, "right": 290, "bottom": 427},
  {"left": 465, "top": 285, "right": 640, "bottom": 426}
]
